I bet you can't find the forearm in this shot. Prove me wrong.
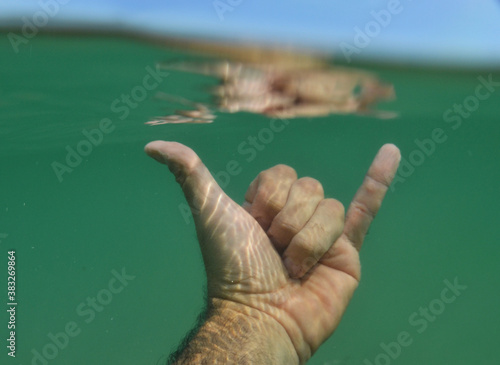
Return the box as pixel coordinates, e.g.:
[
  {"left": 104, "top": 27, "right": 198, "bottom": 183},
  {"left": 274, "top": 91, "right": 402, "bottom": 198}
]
[{"left": 169, "top": 298, "right": 299, "bottom": 365}]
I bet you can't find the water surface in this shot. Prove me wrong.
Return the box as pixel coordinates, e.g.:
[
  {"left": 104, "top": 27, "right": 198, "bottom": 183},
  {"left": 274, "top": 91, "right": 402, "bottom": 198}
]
[{"left": 1, "top": 34, "right": 499, "bottom": 365}]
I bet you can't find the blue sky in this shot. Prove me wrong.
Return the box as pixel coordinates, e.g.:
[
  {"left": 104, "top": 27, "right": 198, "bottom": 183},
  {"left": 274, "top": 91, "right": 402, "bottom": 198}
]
[{"left": 1, "top": 0, "right": 499, "bottom": 68}]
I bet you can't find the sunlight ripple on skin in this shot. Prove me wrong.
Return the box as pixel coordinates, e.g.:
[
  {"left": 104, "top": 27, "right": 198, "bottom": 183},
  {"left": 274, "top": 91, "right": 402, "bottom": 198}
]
[{"left": 145, "top": 140, "right": 400, "bottom": 364}]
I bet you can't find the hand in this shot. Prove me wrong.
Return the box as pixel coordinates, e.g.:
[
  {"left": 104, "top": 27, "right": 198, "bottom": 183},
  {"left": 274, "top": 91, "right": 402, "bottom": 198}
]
[{"left": 145, "top": 141, "right": 400, "bottom": 364}]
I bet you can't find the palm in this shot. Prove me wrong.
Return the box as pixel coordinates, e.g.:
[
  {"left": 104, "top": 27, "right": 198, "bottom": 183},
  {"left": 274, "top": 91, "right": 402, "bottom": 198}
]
[{"left": 145, "top": 141, "right": 400, "bottom": 362}]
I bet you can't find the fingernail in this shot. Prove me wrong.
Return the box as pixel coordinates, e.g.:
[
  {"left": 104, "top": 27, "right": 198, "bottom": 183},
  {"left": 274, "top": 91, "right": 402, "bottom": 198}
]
[{"left": 283, "top": 257, "right": 302, "bottom": 278}]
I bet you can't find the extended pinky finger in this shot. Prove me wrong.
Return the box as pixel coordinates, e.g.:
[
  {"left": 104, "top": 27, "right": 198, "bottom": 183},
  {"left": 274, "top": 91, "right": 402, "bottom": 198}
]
[{"left": 343, "top": 144, "right": 401, "bottom": 251}]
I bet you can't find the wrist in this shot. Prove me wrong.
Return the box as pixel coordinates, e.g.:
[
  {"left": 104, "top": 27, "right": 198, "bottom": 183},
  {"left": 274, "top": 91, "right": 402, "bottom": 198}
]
[
  {"left": 172, "top": 298, "right": 299, "bottom": 365},
  {"left": 213, "top": 298, "right": 299, "bottom": 364}
]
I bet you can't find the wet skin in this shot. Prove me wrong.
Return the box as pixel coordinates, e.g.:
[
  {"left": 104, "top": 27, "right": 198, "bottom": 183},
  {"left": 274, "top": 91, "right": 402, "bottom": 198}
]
[{"left": 145, "top": 141, "right": 401, "bottom": 363}]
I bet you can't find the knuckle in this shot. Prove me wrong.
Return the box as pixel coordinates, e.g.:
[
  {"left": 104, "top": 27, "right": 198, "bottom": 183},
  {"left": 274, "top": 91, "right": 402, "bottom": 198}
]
[
  {"left": 351, "top": 201, "right": 377, "bottom": 220},
  {"left": 292, "top": 234, "right": 317, "bottom": 256},
  {"left": 305, "top": 221, "right": 328, "bottom": 238},
  {"left": 272, "top": 215, "right": 301, "bottom": 236},
  {"left": 257, "top": 170, "right": 272, "bottom": 181},
  {"left": 261, "top": 164, "right": 297, "bottom": 180},
  {"left": 298, "top": 223, "right": 330, "bottom": 255},
  {"left": 255, "top": 187, "right": 284, "bottom": 214},
  {"left": 272, "top": 164, "right": 297, "bottom": 178},
  {"left": 265, "top": 196, "right": 284, "bottom": 214},
  {"left": 364, "top": 176, "right": 379, "bottom": 195},
  {"left": 295, "top": 177, "right": 323, "bottom": 195},
  {"left": 322, "top": 198, "right": 345, "bottom": 218}
]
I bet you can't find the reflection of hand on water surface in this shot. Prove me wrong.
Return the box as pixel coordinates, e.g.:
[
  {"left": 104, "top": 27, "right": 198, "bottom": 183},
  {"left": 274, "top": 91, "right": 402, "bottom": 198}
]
[
  {"left": 148, "top": 60, "right": 396, "bottom": 124},
  {"left": 145, "top": 141, "right": 400, "bottom": 364}
]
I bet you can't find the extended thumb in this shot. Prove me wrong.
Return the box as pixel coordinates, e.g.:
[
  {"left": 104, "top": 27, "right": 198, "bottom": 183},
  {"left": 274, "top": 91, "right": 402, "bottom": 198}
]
[{"left": 144, "top": 140, "right": 223, "bottom": 216}]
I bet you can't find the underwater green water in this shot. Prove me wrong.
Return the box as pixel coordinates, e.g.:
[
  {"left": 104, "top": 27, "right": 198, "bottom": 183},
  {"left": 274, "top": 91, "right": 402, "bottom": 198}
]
[{"left": 1, "top": 34, "right": 499, "bottom": 365}]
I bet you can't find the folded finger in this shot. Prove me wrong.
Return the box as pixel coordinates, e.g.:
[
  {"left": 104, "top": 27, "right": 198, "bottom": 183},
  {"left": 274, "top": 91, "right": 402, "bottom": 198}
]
[
  {"left": 282, "top": 199, "right": 345, "bottom": 278},
  {"left": 267, "top": 177, "right": 324, "bottom": 252},
  {"left": 243, "top": 164, "right": 297, "bottom": 230}
]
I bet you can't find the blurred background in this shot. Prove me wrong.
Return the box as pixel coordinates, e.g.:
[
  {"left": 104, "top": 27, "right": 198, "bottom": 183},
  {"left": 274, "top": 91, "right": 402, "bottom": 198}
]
[{"left": 1, "top": 0, "right": 500, "bottom": 68}]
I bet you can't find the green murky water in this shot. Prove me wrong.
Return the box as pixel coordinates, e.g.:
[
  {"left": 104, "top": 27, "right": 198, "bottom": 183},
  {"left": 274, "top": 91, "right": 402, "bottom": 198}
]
[{"left": 1, "top": 34, "right": 499, "bottom": 364}]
